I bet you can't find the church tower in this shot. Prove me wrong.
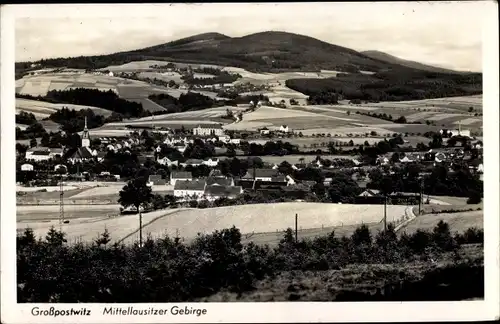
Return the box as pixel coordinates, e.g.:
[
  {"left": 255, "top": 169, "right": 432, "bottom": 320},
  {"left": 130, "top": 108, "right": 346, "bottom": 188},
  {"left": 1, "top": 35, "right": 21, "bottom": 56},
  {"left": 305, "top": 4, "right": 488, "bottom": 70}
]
[{"left": 81, "top": 117, "right": 91, "bottom": 148}]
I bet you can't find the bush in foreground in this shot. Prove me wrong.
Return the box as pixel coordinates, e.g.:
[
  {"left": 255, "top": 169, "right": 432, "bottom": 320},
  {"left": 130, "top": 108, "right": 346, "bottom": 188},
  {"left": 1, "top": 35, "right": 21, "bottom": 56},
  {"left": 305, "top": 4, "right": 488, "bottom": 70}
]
[{"left": 16, "top": 222, "right": 483, "bottom": 303}]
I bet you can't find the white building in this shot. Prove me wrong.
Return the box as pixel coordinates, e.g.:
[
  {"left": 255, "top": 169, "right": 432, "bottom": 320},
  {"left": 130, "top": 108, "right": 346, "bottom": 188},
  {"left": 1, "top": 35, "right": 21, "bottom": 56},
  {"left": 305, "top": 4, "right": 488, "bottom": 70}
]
[
  {"left": 202, "top": 158, "right": 219, "bottom": 167},
  {"left": 204, "top": 185, "right": 243, "bottom": 202},
  {"left": 26, "top": 149, "right": 51, "bottom": 162},
  {"left": 241, "top": 168, "right": 280, "bottom": 182},
  {"left": 157, "top": 157, "right": 179, "bottom": 167},
  {"left": 81, "top": 117, "right": 91, "bottom": 148},
  {"left": 193, "top": 124, "right": 224, "bottom": 137},
  {"left": 20, "top": 163, "right": 34, "bottom": 171},
  {"left": 170, "top": 171, "right": 193, "bottom": 186},
  {"left": 173, "top": 180, "right": 206, "bottom": 200},
  {"left": 279, "top": 125, "right": 290, "bottom": 133}
]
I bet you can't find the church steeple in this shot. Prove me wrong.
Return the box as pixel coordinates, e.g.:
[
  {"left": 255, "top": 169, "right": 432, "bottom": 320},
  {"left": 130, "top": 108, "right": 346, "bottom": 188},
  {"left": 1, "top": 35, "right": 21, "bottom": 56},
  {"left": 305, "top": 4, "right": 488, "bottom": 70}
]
[{"left": 81, "top": 116, "right": 90, "bottom": 148}]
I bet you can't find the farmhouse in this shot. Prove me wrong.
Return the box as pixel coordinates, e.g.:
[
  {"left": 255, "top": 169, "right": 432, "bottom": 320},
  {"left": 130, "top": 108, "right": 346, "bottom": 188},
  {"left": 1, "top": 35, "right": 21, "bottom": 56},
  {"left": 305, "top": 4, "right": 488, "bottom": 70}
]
[
  {"left": 173, "top": 180, "right": 206, "bottom": 200},
  {"left": 206, "top": 176, "right": 235, "bottom": 187},
  {"left": 204, "top": 185, "right": 243, "bottom": 201},
  {"left": 241, "top": 168, "right": 280, "bottom": 182},
  {"left": 26, "top": 150, "right": 51, "bottom": 162},
  {"left": 193, "top": 124, "right": 224, "bottom": 137},
  {"left": 170, "top": 171, "right": 193, "bottom": 186}
]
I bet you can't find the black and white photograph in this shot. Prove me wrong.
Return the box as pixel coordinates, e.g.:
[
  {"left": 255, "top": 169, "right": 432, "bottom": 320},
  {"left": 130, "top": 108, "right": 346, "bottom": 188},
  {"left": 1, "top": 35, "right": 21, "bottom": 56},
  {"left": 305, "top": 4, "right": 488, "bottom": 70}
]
[{"left": 1, "top": 2, "right": 499, "bottom": 323}]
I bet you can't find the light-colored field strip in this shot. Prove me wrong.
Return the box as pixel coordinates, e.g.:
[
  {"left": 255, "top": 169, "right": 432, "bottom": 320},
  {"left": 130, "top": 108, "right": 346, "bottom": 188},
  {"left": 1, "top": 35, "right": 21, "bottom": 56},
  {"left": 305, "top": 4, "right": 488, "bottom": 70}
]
[
  {"left": 399, "top": 210, "right": 483, "bottom": 234},
  {"left": 16, "top": 203, "right": 409, "bottom": 245},
  {"left": 426, "top": 113, "right": 466, "bottom": 121},
  {"left": 405, "top": 111, "right": 439, "bottom": 122},
  {"left": 454, "top": 118, "right": 482, "bottom": 126},
  {"left": 123, "top": 203, "right": 409, "bottom": 244},
  {"left": 17, "top": 207, "right": 176, "bottom": 244}
]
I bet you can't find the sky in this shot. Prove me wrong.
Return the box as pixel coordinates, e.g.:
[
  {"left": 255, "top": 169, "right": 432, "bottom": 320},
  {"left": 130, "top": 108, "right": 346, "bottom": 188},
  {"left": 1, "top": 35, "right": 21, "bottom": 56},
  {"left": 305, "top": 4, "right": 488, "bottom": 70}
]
[{"left": 13, "top": 2, "right": 490, "bottom": 72}]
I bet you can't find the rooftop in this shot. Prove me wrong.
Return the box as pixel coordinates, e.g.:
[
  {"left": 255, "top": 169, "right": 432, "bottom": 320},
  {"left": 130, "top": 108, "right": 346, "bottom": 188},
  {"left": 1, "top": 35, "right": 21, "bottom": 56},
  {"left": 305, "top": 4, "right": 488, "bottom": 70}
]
[
  {"left": 204, "top": 185, "right": 242, "bottom": 197},
  {"left": 174, "top": 180, "right": 206, "bottom": 191},
  {"left": 171, "top": 171, "right": 192, "bottom": 179}
]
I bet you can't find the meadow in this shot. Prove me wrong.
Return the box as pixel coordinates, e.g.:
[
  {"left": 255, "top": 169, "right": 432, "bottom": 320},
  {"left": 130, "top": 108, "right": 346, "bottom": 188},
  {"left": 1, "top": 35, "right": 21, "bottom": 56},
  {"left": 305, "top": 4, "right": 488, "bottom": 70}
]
[{"left": 16, "top": 202, "right": 409, "bottom": 246}]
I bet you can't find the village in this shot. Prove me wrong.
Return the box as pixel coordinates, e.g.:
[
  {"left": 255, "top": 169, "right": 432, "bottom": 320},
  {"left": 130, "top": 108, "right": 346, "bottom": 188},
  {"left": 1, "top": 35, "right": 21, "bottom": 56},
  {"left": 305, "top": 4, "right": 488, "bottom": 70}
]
[{"left": 17, "top": 113, "right": 484, "bottom": 211}]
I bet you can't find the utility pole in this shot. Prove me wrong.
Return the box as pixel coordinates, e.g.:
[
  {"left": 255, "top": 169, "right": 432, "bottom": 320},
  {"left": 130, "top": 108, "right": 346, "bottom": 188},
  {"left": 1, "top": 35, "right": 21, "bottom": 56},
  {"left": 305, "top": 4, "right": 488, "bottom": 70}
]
[
  {"left": 139, "top": 208, "right": 143, "bottom": 247},
  {"left": 295, "top": 213, "right": 298, "bottom": 243},
  {"left": 383, "top": 195, "right": 387, "bottom": 232},
  {"left": 419, "top": 177, "right": 423, "bottom": 215},
  {"left": 59, "top": 172, "right": 64, "bottom": 230}
]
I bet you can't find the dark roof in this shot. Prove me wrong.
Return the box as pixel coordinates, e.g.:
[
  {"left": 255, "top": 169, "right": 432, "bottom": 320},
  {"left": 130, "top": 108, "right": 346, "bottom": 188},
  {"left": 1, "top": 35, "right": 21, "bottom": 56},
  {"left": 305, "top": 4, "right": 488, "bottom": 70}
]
[
  {"left": 184, "top": 159, "right": 203, "bottom": 164},
  {"left": 174, "top": 180, "right": 206, "bottom": 191},
  {"left": 71, "top": 147, "right": 93, "bottom": 159},
  {"left": 50, "top": 148, "right": 64, "bottom": 154},
  {"left": 209, "top": 169, "right": 225, "bottom": 177},
  {"left": 271, "top": 176, "right": 287, "bottom": 182},
  {"left": 171, "top": 171, "right": 192, "bottom": 179},
  {"left": 149, "top": 175, "right": 162, "bottom": 181},
  {"left": 196, "top": 124, "right": 223, "bottom": 129},
  {"left": 32, "top": 150, "right": 51, "bottom": 156},
  {"left": 97, "top": 152, "right": 107, "bottom": 157},
  {"left": 203, "top": 157, "right": 219, "bottom": 162},
  {"left": 28, "top": 146, "right": 49, "bottom": 152},
  {"left": 242, "top": 168, "right": 279, "bottom": 179},
  {"left": 206, "top": 177, "right": 233, "bottom": 186},
  {"left": 204, "top": 185, "right": 242, "bottom": 197}
]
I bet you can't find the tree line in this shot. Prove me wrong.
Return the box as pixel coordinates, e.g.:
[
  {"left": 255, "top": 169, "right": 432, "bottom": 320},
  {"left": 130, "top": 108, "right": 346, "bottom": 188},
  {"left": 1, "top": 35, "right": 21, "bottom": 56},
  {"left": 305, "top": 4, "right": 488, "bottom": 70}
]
[
  {"left": 286, "top": 71, "right": 482, "bottom": 102},
  {"left": 17, "top": 220, "right": 483, "bottom": 303}
]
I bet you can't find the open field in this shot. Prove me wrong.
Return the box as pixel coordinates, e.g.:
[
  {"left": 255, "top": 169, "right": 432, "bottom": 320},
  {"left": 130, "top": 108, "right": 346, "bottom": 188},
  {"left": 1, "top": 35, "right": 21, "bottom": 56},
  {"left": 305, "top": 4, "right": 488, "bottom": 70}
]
[
  {"left": 17, "top": 203, "right": 409, "bottom": 245},
  {"left": 17, "top": 204, "right": 121, "bottom": 222},
  {"left": 127, "top": 106, "right": 247, "bottom": 123},
  {"left": 254, "top": 154, "right": 359, "bottom": 165},
  {"left": 223, "top": 106, "right": 396, "bottom": 135},
  {"left": 123, "top": 203, "right": 410, "bottom": 245},
  {"left": 399, "top": 210, "right": 483, "bottom": 234},
  {"left": 241, "top": 221, "right": 383, "bottom": 246},
  {"left": 16, "top": 98, "right": 113, "bottom": 119}
]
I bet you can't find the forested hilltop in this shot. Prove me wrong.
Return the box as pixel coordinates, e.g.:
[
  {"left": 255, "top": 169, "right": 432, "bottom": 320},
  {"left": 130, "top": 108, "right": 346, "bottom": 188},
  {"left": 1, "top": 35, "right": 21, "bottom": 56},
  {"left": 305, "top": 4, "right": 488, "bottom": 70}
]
[{"left": 16, "top": 31, "right": 470, "bottom": 74}]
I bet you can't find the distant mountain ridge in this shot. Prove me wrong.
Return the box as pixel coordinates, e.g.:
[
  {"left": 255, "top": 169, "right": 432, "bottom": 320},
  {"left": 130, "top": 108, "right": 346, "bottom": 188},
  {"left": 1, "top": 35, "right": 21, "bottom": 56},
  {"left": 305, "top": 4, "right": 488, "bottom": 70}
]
[
  {"left": 17, "top": 30, "right": 471, "bottom": 75},
  {"left": 361, "top": 50, "right": 465, "bottom": 74}
]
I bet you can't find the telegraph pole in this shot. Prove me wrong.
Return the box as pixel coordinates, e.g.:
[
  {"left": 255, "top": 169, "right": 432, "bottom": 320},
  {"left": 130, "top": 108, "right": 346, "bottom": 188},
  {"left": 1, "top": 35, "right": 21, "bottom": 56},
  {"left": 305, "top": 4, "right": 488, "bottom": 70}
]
[
  {"left": 383, "top": 195, "right": 387, "bottom": 232},
  {"left": 295, "top": 213, "right": 298, "bottom": 243}
]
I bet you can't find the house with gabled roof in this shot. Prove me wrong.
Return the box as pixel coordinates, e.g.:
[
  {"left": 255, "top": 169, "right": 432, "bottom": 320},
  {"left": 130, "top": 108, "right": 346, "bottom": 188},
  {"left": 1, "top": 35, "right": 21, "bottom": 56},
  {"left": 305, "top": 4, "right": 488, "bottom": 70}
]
[
  {"left": 241, "top": 168, "right": 279, "bottom": 182},
  {"left": 173, "top": 179, "right": 206, "bottom": 200},
  {"left": 170, "top": 171, "right": 193, "bottom": 185},
  {"left": 193, "top": 124, "right": 224, "bottom": 137},
  {"left": 206, "top": 177, "right": 234, "bottom": 186},
  {"left": 181, "top": 159, "right": 203, "bottom": 167},
  {"left": 68, "top": 147, "right": 94, "bottom": 164},
  {"left": 358, "top": 189, "right": 381, "bottom": 197},
  {"left": 204, "top": 185, "right": 243, "bottom": 201}
]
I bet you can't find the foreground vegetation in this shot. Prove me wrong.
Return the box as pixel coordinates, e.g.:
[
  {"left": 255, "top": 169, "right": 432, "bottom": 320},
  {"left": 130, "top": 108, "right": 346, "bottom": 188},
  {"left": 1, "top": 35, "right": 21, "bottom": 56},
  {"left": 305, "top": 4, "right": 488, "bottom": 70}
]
[{"left": 17, "top": 221, "right": 483, "bottom": 302}]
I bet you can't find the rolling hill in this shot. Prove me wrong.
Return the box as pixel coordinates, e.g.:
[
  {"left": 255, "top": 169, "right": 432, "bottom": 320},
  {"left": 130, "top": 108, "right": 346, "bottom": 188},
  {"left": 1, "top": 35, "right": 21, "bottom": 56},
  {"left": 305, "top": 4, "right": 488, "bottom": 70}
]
[
  {"left": 361, "top": 50, "right": 465, "bottom": 74},
  {"left": 18, "top": 31, "right": 440, "bottom": 74}
]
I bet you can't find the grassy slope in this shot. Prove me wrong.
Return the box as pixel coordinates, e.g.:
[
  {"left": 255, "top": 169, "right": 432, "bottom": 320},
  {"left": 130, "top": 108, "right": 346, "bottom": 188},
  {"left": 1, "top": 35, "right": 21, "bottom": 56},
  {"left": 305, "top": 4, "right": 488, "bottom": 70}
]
[{"left": 197, "top": 245, "right": 483, "bottom": 302}]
